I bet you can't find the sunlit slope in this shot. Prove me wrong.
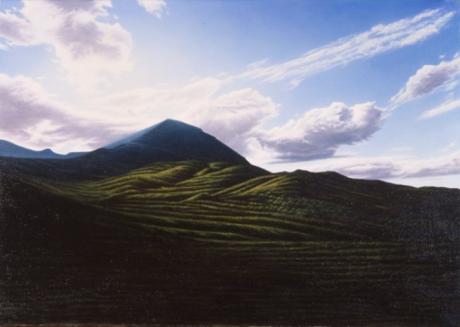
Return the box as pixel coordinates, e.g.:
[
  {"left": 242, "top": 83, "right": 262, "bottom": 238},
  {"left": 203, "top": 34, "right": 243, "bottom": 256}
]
[
  {"left": 32, "top": 160, "right": 460, "bottom": 244},
  {"left": 34, "top": 161, "right": 373, "bottom": 241}
]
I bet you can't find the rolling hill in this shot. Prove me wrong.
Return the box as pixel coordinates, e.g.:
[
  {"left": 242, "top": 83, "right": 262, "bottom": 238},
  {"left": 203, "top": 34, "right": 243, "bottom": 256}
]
[{"left": 0, "top": 119, "right": 459, "bottom": 326}]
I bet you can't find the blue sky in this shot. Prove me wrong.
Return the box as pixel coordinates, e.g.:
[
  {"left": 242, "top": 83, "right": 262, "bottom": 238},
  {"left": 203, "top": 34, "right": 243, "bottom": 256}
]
[{"left": 0, "top": 0, "right": 459, "bottom": 187}]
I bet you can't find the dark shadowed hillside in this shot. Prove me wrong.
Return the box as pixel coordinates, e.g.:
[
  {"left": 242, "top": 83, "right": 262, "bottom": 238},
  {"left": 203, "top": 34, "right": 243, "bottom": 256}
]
[
  {"left": 0, "top": 120, "right": 249, "bottom": 180},
  {"left": 86, "top": 119, "right": 248, "bottom": 168},
  {"left": 0, "top": 120, "right": 459, "bottom": 326}
]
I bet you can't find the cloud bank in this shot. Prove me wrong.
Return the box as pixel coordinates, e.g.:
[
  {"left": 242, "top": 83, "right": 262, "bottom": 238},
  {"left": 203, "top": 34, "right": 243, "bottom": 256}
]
[
  {"left": 304, "top": 152, "right": 460, "bottom": 180},
  {"left": 0, "top": 73, "right": 121, "bottom": 153}
]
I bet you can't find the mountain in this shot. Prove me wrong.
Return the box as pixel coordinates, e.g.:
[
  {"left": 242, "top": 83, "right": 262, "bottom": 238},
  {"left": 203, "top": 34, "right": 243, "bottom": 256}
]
[
  {"left": 0, "top": 119, "right": 249, "bottom": 180},
  {"left": 0, "top": 140, "right": 86, "bottom": 159},
  {"left": 36, "top": 119, "right": 249, "bottom": 178},
  {"left": 93, "top": 119, "right": 248, "bottom": 164},
  {"left": 0, "top": 119, "right": 458, "bottom": 326},
  {"left": 0, "top": 139, "right": 63, "bottom": 159}
]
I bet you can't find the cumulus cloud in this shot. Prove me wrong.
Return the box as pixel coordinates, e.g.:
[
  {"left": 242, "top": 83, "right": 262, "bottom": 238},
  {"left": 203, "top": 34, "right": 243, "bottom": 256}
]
[
  {"left": 255, "top": 102, "right": 383, "bottom": 161},
  {"left": 189, "top": 88, "right": 278, "bottom": 152},
  {"left": 137, "top": 0, "right": 167, "bottom": 17},
  {"left": 420, "top": 98, "right": 460, "bottom": 119},
  {"left": 0, "top": 73, "right": 121, "bottom": 153},
  {"left": 391, "top": 55, "right": 460, "bottom": 106},
  {"left": 0, "top": 0, "right": 132, "bottom": 89},
  {"left": 0, "top": 10, "right": 36, "bottom": 45},
  {"left": 240, "top": 9, "right": 454, "bottom": 87}
]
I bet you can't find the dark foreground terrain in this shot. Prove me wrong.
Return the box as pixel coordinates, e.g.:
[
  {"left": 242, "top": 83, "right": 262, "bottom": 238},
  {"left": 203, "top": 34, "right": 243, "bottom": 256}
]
[{"left": 0, "top": 121, "right": 459, "bottom": 326}]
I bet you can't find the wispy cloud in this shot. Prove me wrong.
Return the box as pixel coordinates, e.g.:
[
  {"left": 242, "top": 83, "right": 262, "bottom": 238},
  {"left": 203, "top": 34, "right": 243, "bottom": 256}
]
[
  {"left": 240, "top": 9, "right": 455, "bottom": 87},
  {"left": 391, "top": 55, "right": 460, "bottom": 106},
  {"left": 293, "top": 151, "right": 460, "bottom": 180},
  {"left": 420, "top": 98, "right": 460, "bottom": 119}
]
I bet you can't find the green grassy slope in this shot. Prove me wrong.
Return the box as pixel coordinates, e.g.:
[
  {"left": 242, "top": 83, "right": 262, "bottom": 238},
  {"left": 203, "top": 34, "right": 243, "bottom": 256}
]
[
  {"left": 28, "top": 160, "right": 460, "bottom": 244},
  {"left": 1, "top": 160, "right": 459, "bottom": 325}
]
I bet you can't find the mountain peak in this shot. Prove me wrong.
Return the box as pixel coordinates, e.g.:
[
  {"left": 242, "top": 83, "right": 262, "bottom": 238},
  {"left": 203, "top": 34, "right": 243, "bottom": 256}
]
[
  {"left": 91, "top": 119, "right": 248, "bottom": 168},
  {"left": 157, "top": 118, "right": 193, "bottom": 126},
  {"left": 145, "top": 119, "right": 203, "bottom": 135}
]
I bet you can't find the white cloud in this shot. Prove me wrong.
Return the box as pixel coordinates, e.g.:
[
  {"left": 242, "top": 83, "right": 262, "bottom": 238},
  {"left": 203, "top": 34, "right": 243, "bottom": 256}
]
[
  {"left": 420, "top": 98, "right": 460, "bottom": 119},
  {"left": 0, "top": 10, "right": 36, "bottom": 45},
  {"left": 391, "top": 55, "right": 460, "bottom": 106},
  {"left": 88, "top": 87, "right": 387, "bottom": 163},
  {"left": 94, "top": 78, "right": 225, "bottom": 128},
  {"left": 0, "top": 73, "right": 121, "bottom": 153},
  {"left": 255, "top": 102, "right": 383, "bottom": 161},
  {"left": 240, "top": 9, "right": 454, "bottom": 87},
  {"left": 189, "top": 88, "right": 278, "bottom": 152},
  {"left": 0, "top": 0, "right": 132, "bottom": 90},
  {"left": 137, "top": 0, "right": 167, "bottom": 17},
  {"left": 0, "top": 3, "right": 453, "bottom": 171},
  {"left": 95, "top": 78, "right": 278, "bottom": 154},
  {"left": 0, "top": 74, "right": 272, "bottom": 154},
  {"left": 291, "top": 152, "right": 460, "bottom": 181},
  {"left": 0, "top": 74, "right": 279, "bottom": 154}
]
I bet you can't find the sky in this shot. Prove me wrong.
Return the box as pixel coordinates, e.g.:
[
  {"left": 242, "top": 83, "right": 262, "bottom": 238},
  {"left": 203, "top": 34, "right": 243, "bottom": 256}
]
[{"left": 0, "top": 0, "right": 459, "bottom": 188}]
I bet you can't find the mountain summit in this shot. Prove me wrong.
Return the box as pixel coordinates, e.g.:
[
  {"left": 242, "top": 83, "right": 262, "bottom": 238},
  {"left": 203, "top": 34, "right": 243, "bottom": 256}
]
[{"left": 84, "top": 119, "right": 248, "bottom": 170}]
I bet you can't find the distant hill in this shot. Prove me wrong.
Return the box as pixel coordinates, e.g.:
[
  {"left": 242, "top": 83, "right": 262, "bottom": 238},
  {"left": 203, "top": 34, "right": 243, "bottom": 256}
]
[
  {"left": 0, "top": 140, "right": 85, "bottom": 159},
  {"left": 0, "top": 139, "right": 63, "bottom": 159}
]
